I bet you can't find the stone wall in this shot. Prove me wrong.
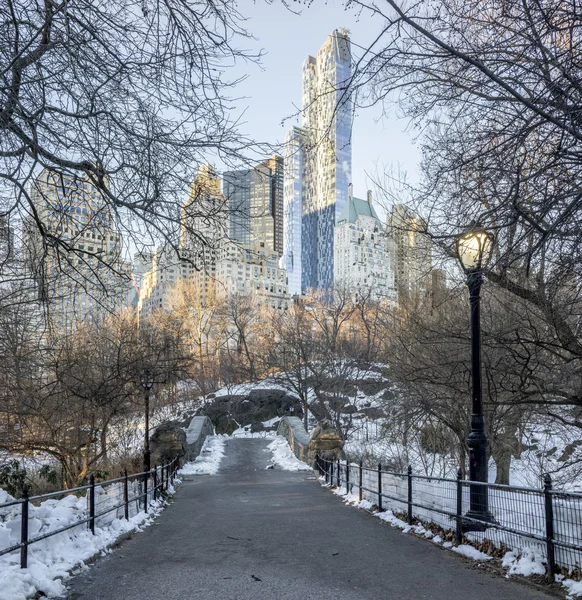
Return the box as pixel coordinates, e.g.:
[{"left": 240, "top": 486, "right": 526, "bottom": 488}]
[
  {"left": 186, "top": 416, "right": 215, "bottom": 461},
  {"left": 277, "top": 417, "right": 345, "bottom": 467},
  {"left": 276, "top": 417, "right": 310, "bottom": 464}
]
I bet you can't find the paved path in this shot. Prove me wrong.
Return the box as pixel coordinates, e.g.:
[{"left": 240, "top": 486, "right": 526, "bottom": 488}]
[{"left": 67, "top": 439, "right": 554, "bottom": 599}]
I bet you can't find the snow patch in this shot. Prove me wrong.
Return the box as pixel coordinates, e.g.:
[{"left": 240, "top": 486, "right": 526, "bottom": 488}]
[
  {"left": 561, "top": 577, "right": 582, "bottom": 598},
  {"left": 452, "top": 544, "right": 492, "bottom": 561},
  {"left": 502, "top": 549, "right": 546, "bottom": 576},
  {"left": 0, "top": 484, "right": 177, "bottom": 600},
  {"left": 265, "top": 437, "right": 312, "bottom": 472},
  {"left": 178, "top": 435, "right": 226, "bottom": 475}
]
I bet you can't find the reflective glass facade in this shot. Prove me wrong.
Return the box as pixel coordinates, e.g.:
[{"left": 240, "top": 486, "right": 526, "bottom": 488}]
[
  {"left": 282, "top": 126, "right": 306, "bottom": 296},
  {"left": 300, "top": 29, "right": 352, "bottom": 292}
]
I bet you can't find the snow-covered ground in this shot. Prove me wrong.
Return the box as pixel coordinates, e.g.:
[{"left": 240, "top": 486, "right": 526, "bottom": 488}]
[
  {"left": 264, "top": 437, "right": 312, "bottom": 472},
  {"left": 325, "top": 474, "right": 582, "bottom": 598},
  {"left": 0, "top": 479, "right": 179, "bottom": 600},
  {"left": 178, "top": 435, "right": 226, "bottom": 475}
]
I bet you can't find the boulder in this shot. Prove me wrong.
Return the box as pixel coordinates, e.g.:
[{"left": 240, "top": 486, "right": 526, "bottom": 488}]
[
  {"left": 150, "top": 421, "right": 188, "bottom": 466},
  {"left": 199, "top": 389, "right": 303, "bottom": 434},
  {"left": 308, "top": 419, "right": 345, "bottom": 464}
]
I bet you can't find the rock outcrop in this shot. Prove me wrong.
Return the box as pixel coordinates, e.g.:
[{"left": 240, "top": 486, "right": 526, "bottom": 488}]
[
  {"left": 308, "top": 419, "right": 345, "bottom": 464},
  {"left": 150, "top": 421, "right": 188, "bottom": 466},
  {"left": 200, "top": 388, "right": 302, "bottom": 434}
]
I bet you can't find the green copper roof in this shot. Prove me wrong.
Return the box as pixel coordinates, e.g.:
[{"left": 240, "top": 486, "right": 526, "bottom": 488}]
[{"left": 338, "top": 195, "right": 381, "bottom": 225}]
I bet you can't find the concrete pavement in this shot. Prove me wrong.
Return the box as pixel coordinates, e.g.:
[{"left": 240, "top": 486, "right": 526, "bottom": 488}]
[{"left": 67, "top": 438, "right": 555, "bottom": 599}]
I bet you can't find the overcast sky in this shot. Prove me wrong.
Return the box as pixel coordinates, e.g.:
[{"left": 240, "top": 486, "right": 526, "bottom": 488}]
[{"left": 228, "top": 0, "right": 421, "bottom": 208}]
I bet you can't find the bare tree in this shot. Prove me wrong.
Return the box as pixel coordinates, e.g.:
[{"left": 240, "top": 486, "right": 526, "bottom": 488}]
[{"left": 1, "top": 0, "right": 267, "bottom": 307}]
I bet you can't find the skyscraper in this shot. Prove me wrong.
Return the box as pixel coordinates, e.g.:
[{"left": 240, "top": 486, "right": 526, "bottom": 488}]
[
  {"left": 302, "top": 29, "right": 352, "bottom": 292},
  {"left": 27, "top": 169, "right": 131, "bottom": 332},
  {"left": 386, "top": 204, "right": 433, "bottom": 302},
  {"left": 282, "top": 126, "right": 307, "bottom": 296},
  {"left": 282, "top": 29, "right": 352, "bottom": 294},
  {"left": 223, "top": 156, "right": 284, "bottom": 254},
  {"left": 223, "top": 169, "right": 251, "bottom": 246}
]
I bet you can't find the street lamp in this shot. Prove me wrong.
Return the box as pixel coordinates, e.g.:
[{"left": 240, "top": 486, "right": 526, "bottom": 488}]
[
  {"left": 140, "top": 367, "right": 154, "bottom": 474},
  {"left": 456, "top": 223, "right": 495, "bottom": 528}
]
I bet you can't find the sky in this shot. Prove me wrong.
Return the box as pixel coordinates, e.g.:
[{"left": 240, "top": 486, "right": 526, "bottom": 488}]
[{"left": 226, "top": 0, "right": 422, "bottom": 209}]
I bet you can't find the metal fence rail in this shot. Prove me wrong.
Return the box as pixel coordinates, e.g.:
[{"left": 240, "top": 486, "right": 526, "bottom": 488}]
[
  {"left": 0, "top": 457, "right": 180, "bottom": 569},
  {"left": 315, "top": 455, "right": 582, "bottom": 579}
]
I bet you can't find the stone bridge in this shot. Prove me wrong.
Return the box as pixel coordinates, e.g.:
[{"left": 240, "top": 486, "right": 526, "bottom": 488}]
[{"left": 67, "top": 422, "right": 552, "bottom": 600}]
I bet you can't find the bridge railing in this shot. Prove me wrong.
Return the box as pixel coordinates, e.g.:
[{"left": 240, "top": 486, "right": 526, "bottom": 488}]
[
  {"left": 315, "top": 455, "right": 582, "bottom": 580},
  {"left": 0, "top": 456, "right": 180, "bottom": 569}
]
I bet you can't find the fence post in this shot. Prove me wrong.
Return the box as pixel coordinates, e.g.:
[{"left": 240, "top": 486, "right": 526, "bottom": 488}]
[
  {"left": 89, "top": 474, "right": 95, "bottom": 535},
  {"left": 456, "top": 467, "right": 463, "bottom": 545},
  {"left": 359, "top": 460, "right": 363, "bottom": 502},
  {"left": 345, "top": 459, "right": 350, "bottom": 494},
  {"left": 20, "top": 484, "right": 29, "bottom": 569},
  {"left": 544, "top": 474, "right": 556, "bottom": 580},
  {"left": 378, "top": 463, "right": 383, "bottom": 511},
  {"left": 153, "top": 466, "right": 158, "bottom": 502},
  {"left": 143, "top": 470, "right": 149, "bottom": 513},
  {"left": 407, "top": 465, "right": 413, "bottom": 525},
  {"left": 123, "top": 469, "right": 129, "bottom": 520},
  {"left": 337, "top": 459, "right": 341, "bottom": 488}
]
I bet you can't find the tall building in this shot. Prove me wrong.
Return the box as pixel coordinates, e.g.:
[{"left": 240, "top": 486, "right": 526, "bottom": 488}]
[
  {"left": 215, "top": 240, "right": 289, "bottom": 310},
  {"left": 301, "top": 29, "right": 352, "bottom": 292},
  {"left": 138, "top": 163, "right": 289, "bottom": 320},
  {"left": 282, "top": 126, "right": 307, "bottom": 296},
  {"left": 223, "top": 156, "right": 284, "bottom": 254},
  {"left": 259, "top": 156, "right": 284, "bottom": 256},
  {"left": 136, "top": 247, "right": 201, "bottom": 318},
  {"left": 334, "top": 186, "right": 395, "bottom": 301},
  {"left": 386, "top": 204, "right": 432, "bottom": 301},
  {"left": 223, "top": 169, "right": 251, "bottom": 245},
  {"left": 27, "top": 169, "right": 131, "bottom": 332}
]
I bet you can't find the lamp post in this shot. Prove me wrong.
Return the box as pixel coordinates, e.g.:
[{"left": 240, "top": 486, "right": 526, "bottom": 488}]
[
  {"left": 140, "top": 367, "right": 154, "bottom": 474},
  {"left": 455, "top": 224, "right": 495, "bottom": 527}
]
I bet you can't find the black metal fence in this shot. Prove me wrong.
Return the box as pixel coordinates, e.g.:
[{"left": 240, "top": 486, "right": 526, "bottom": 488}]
[
  {"left": 0, "top": 457, "right": 180, "bottom": 569},
  {"left": 315, "top": 455, "right": 582, "bottom": 579}
]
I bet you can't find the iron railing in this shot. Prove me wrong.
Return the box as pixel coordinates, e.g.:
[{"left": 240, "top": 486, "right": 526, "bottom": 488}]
[
  {"left": 0, "top": 457, "right": 180, "bottom": 569},
  {"left": 315, "top": 455, "right": 582, "bottom": 580}
]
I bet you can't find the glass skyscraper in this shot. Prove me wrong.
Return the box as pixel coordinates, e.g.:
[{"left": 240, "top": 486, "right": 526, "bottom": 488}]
[
  {"left": 282, "top": 126, "right": 306, "bottom": 296},
  {"left": 283, "top": 29, "right": 352, "bottom": 294},
  {"left": 224, "top": 157, "right": 284, "bottom": 254}
]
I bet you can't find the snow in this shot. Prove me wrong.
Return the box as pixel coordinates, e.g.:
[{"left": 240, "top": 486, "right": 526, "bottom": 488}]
[
  {"left": 231, "top": 425, "right": 277, "bottom": 439},
  {"left": 561, "top": 577, "right": 582, "bottom": 598},
  {"left": 0, "top": 481, "right": 178, "bottom": 600},
  {"left": 452, "top": 545, "right": 492, "bottom": 561},
  {"left": 178, "top": 435, "right": 226, "bottom": 475},
  {"left": 265, "top": 437, "right": 312, "bottom": 472},
  {"left": 501, "top": 549, "right": 545, "bottom": 576}
]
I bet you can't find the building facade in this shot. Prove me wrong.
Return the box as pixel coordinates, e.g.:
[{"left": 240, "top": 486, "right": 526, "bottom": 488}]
[
  {"left": 301, "top": 29, "right": 352, "bottom": 292},
  {"left": 282, "top": 126, "right": 307, "bottom": 296},
  {"left": 386, "top": 204, "right": 433, "bottom": 301},
  {"left": 334, "top": 187, "right": 395, "bottom": 301},
  {"left": 27, "top": 169, "right": 131, "bottom": 332},
  {"left": 138, "top": 163, "right": 289, "bottom": 320},
  {"left": 223, "top": 156, "right": 284, "bottom": 254},
  {"left": 215, "top": 240, "right": 289, "bottom": 309}
]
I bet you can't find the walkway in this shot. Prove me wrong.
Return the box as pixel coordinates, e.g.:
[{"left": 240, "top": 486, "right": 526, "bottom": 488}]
[{"left": 67, "top": 439, "right": 554, "bottom": 600}]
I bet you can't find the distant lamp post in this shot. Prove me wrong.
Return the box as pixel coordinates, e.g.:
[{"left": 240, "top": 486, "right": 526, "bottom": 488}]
[
  {"left": 456, "top": 224, "right": 495, "bottom": 527},
  {"left": 140, "top": 367, "right": 154, "bottom": 473}
]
